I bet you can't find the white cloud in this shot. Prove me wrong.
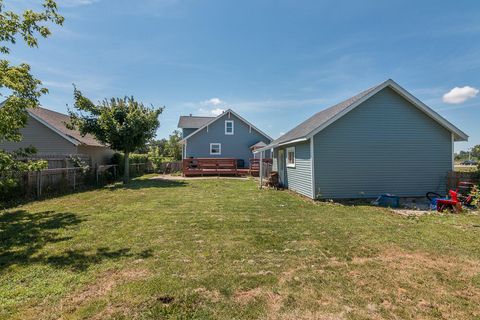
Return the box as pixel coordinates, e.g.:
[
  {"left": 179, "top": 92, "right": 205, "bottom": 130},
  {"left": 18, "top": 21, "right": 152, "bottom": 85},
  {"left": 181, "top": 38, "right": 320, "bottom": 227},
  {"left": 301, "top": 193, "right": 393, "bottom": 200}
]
[
  {"left": 210, "top": 108, "right": 225, "bottom": 116},
  {"left": 198, "top": 107, "right": 225, "bottom": 116},
  {"left": 196, "top": 98, "right": 226, "bottom": 116},
  {"left": 442, "top": 86, "right": 479, "bottom": 104},
  {"left": 61, "top": 0, "right": 99, "bottom": 7},
  {"left": 203, "top": 97, "right": 223, "bottom": 106}
]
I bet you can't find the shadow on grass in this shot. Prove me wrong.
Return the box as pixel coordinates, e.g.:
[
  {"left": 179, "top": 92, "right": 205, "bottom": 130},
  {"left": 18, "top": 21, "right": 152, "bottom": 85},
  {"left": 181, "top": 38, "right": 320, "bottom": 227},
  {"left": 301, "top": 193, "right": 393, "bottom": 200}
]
[
  {"left": 108, "top": 177, "right": 187, "bottom": 191},
  {"left": 0, "top": 210, "right": 153, "bottom": 271}
]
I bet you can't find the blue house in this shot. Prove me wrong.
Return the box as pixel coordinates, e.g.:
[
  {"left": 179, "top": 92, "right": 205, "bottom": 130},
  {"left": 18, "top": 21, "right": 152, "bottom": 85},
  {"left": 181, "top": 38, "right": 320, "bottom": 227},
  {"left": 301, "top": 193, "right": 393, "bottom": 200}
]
[
  {"left": 178, "top": 109, "right": 272, "bottom": 167},
  {"left": 255, "top": 79, "right": 468, "bottom": 199}
]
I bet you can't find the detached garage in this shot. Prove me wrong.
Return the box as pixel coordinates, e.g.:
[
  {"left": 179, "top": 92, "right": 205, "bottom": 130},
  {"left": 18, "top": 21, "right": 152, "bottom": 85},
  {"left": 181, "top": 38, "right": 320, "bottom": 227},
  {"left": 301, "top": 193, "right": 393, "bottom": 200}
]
[{"left": 257, "top": 79, "right": 468, "bottom": 199}]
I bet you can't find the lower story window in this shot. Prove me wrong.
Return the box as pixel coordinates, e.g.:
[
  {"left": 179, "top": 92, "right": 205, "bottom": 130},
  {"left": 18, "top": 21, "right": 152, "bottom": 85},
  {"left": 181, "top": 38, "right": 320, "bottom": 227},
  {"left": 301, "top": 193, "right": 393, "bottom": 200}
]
[
  {"left": 210, "top": 143, "right": 221, "bottom": 155},
  {"left": 286, "top": 147, "right": 295, "bottom": 167}
]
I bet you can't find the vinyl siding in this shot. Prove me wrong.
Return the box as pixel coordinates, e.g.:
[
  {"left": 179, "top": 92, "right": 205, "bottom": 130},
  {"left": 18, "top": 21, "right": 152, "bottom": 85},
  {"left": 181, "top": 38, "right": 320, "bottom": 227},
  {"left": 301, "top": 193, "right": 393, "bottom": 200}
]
[
  {"left": 278, "top": 141, "right": 312, "bottom": 198},
  {"left": 77, "top": 145, "right": 115, "bottom": 167},
  {"left": 182, "top": 128, "right": 197, "bottom": 138},
  {"left": 313, "top": 87, "right": 452, "bottom": 199},
  {"left": 0, "top": 115, "right": 77, "bottom": 154},
  {"left": 184, "top": 112, "right": 271, "bottom": 166}
]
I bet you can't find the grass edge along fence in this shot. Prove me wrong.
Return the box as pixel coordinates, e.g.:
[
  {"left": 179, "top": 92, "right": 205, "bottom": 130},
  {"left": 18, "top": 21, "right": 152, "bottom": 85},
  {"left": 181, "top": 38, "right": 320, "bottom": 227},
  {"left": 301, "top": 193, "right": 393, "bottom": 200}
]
[{"left": 1, "top": 165, "right": 121, "bottom": 202}]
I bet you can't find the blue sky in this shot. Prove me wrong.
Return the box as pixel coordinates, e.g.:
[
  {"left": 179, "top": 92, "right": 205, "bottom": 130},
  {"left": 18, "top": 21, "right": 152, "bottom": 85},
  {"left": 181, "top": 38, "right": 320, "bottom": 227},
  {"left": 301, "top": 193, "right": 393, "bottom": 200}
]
[{"left": 8, "top": 0, "right": 480, "bottom": 152}]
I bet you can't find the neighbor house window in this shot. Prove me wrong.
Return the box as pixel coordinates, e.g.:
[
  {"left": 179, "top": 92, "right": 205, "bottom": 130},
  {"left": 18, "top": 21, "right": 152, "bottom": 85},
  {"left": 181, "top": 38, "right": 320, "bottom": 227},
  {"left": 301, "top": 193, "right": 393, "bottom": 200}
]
[
  {"left": 225, "top": 120, "right": 234, "bottom": 135},
  {"left": 210, "top": 143, "right": 221, "bottom": 155},
  {"left": 286, "top": 147, "right": 295, "bottom": 167}
]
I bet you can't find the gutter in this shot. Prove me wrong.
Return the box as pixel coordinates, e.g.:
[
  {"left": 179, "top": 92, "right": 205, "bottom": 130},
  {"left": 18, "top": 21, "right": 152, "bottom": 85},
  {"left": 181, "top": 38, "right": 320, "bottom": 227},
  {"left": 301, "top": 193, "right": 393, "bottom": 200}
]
[{"left": 252, "top": 137, "right": 308, "bottom": 153}]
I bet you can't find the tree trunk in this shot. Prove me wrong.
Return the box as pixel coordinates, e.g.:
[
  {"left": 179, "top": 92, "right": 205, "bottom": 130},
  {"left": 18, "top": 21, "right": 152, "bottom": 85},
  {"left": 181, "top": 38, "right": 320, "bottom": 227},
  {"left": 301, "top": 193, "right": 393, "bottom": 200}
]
[{"left": 124, "top": 151, "right": 130, "bottom": 184}]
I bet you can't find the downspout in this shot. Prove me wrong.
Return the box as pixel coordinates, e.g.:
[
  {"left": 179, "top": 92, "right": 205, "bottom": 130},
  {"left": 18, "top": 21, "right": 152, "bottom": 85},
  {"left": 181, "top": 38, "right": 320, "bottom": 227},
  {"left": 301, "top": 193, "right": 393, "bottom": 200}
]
[
  {"left": 310, "top": 136, "right": 315, "bottom": 199},
  {"left": 259, "top": 151, "right": 264, "bottom": 189},
  {"left": 451, "top": 133, "right": 454, "bottom": 171}
]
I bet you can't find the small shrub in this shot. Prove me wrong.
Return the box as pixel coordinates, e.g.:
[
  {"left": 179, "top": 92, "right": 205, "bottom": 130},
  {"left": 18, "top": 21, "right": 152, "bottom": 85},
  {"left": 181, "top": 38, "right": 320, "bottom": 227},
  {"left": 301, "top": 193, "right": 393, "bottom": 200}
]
[
  {"left": 148, "top": 146, "right": 163, "bottom": 173},
  {"left": 111, "top": 152, "right": 149, "bottom": 176},
  {"left": 471, "top": 185, "right": 480, "bottom": 207}
]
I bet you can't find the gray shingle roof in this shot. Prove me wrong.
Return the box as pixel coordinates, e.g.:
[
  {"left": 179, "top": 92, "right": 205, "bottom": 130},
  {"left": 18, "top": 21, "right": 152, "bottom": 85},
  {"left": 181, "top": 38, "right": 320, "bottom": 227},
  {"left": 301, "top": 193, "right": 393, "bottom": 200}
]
[
  {"left": 178, "top": 115, "right": 216, "bottom": 129},
  {"left": 250, "top": 141, "right": 268, "bottom": 149},
  {"left": 28, "top": 107, "right": 105, "bottom": 147},
  {"left": 272, "top": 83, "right": 381, "bottom": 145}
]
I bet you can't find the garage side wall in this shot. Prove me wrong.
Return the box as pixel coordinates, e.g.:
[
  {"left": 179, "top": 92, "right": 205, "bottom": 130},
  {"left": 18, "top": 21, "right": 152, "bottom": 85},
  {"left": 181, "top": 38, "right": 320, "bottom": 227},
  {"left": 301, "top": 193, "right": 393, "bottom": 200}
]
[
  {"left": 278, "top": 141, "right": 313, "bottom": 198},
  {"left": 313, "top": 87, "right": 452, "bottom": 199}
]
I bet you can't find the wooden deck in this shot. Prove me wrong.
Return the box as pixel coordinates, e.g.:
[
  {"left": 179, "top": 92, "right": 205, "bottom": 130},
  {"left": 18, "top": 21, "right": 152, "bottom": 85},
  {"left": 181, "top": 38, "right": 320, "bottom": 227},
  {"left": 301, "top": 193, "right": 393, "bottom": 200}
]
[{"left": 182, "top": 158, "right": 272, "bottom": 177}]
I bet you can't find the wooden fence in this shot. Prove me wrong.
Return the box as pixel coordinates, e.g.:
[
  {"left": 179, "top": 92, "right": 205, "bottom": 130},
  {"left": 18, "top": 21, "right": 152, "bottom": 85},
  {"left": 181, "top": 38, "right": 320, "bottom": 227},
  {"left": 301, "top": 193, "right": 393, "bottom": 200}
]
[
  {"left": 447, "top": 171, "right": 480, "bottom": 190},
  {"left": 18, "top": 154, "right": 91, "bottom": 169}
]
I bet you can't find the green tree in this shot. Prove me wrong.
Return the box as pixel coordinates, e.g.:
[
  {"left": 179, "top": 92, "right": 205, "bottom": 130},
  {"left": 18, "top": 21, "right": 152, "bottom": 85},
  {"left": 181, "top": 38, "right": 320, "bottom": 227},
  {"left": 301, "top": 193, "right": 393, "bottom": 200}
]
[
  {"left": 148, "top": 145, "right": 163, "bottom": 172},
  {"left": 471, "top": 145, "right": 480, "bottom": 159},
  {"left": 69, "top": 88, "right": 163, "bottom": 183},
  {"left": 0, "top": 0, "right": 63, "bottom": 190},
  {"left": 165, "top": 130, "right": 182, "bottom": 161}
]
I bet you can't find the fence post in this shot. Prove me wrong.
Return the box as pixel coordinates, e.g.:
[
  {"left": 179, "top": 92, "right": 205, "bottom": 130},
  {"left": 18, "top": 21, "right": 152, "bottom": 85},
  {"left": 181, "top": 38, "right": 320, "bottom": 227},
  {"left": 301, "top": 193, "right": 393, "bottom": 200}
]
[
  {"left": 113, "top": 165, "right": 117, "bottom": 180},
  {"left": 73, "top": 168, "right": 76, "bottom": 191},
  {"left": 96, "top": 164, "right": 99, "bottom": 184},
  {"left": 36, "top": 170, "right": 41, "bottom": 198},
  {"left": 259, "top": 152, "right": 264, "bottom": 189}
]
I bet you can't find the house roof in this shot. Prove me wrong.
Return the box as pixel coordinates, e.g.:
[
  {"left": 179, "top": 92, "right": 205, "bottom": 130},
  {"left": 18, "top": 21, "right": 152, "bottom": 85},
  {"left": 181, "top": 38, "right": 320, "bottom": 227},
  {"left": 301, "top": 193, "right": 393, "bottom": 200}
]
[
  {"left": 178, "top": 115, "right": 215, "bottom": 128},
  {"left": 258, "top": 79, "right": 468, "bottom": 151},
  {"left": 28, "top": 107, "right": 106, "bottom": 147},
  {"left": 272, "top": 84, "right": 380, "bottom": 146},
  {"left": 250, "top": 141, "right": 268, "bottom": 149},
  {"left": 180, "top": 109, "right": 273, "bottom": 142}
]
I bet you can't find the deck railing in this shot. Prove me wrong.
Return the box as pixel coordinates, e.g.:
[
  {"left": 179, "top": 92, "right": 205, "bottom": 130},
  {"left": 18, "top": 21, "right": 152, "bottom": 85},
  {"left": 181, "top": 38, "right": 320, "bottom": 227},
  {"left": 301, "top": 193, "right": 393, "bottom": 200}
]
[
  {"left": 182, "top": 158, "right": 239, "bottom": 176},
  {"left": 182, "top": 158, "right": 273, "bottom": 177}
]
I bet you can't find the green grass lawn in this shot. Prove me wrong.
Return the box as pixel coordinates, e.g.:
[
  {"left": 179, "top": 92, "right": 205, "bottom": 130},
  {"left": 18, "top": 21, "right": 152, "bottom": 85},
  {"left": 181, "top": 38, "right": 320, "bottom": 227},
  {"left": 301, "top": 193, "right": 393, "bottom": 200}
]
[{"left": 1, "top": 175, "right": 480, "bottom": 319}]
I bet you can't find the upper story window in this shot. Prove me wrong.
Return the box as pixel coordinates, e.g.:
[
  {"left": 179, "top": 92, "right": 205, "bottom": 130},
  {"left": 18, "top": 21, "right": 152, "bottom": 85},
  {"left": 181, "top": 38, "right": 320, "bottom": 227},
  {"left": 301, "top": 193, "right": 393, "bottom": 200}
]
[
  {"left": 225, "top": 120, "right": 234, "bottom": 135},
  {"left": 286, "top": 147, "right": 295, "bottom": 168}
]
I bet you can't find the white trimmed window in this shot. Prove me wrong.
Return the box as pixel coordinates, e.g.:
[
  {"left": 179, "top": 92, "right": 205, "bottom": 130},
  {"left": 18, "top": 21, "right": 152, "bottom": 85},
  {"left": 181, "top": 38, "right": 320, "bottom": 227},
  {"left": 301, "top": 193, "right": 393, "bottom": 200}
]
[
  {"left": 210, "top": 143, "right": 221, "bottom": 155},
  {"left": 286, "top": 147, "right": 295, "bottom": 168},
  {"left": 225, "top": 120, "right": 234, "bottom": 135}
]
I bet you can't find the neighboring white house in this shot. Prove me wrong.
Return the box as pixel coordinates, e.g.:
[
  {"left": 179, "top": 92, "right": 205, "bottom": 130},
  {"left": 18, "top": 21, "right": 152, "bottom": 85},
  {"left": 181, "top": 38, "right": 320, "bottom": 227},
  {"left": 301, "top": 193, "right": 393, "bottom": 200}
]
[{"left": 0, "top": 106, "right": 115, "bottom": 167}]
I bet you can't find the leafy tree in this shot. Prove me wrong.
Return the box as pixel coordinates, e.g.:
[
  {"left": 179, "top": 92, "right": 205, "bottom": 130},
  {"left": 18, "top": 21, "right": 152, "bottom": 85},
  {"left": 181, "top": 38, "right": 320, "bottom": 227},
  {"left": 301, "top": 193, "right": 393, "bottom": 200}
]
[
  {"left": 69, "top": 88, "right": 163, "bottom": 183},
  {"left": 148, "top": 145, "right": 163, "bottom": 172},
  {"left": 0, "top": 0, "right": 63, "bottom": 190},
  {"left": 165, "top": 130, "right": 182, "bottom": 161},
  {"left": 471, "top": 145, "right": 480, "bottom": 159}
]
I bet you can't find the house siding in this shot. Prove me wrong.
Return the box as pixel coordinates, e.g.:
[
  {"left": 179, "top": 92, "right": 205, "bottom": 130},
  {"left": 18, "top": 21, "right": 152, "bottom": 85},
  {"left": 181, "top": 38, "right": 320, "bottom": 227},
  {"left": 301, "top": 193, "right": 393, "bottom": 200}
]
[
  {"left": 184, "top": 112, "right": 271, "bottom": 166},
  {"left": 77, "top": 145, "right": 115, "bottom": 167},
  {"left": 182, "top": 128, "right": 197, "bottom": 139},
  {"left": 0, "top": 115, "right": 77, "bottom": 154},
  {"left": 278, "top": 141, "right": 312, "bottom": 198},
  {"left": 313, "top": 87, "right": 452, "bottom": 199}
]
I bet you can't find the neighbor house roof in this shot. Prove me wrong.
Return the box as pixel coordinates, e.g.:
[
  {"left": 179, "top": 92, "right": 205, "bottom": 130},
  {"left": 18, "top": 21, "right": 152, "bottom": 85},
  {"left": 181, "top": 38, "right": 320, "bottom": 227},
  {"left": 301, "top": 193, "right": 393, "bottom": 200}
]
[
  {"left": 180, "top": 109, "right": 273, "bottom": 142},
  {"left": 178, "top": 115, "right": 215, "bottom": 129},
  {"left": 250, "top": 141, "right": 268, "bottom": 149},
  {"left": 28, "top": 107, "right": 105, "bottom": 147},
  {"left": 257, "top": 79, "right": 468, "bottom": 152}
]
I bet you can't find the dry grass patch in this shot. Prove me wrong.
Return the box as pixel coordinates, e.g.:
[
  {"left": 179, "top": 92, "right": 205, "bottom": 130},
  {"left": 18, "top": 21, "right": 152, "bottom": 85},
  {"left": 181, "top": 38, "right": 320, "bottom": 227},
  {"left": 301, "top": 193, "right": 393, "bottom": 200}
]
[
  {"left": 43, "top": 268, "right": 150, "bottom": 319},
  {"left": 346, "top": 248, "right": 480, "bottom": 319}
]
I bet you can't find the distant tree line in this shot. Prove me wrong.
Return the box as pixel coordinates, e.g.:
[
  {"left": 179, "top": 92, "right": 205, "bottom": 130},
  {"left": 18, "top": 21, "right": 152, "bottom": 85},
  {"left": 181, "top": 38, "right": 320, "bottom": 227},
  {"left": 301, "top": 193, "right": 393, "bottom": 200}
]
[{"left": 455, "top": 145, "right": 480, "bottom": 161}]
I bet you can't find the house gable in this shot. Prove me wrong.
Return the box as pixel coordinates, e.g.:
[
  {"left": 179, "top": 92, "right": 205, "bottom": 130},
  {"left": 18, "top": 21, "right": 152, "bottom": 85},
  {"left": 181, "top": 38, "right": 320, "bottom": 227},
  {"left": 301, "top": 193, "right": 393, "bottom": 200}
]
[
  {"left": 182, "top": 110, "right": 272, "bottom": 142},
  {"left": 312, "top": 86, "right": 453, "bottom": 198},
  {"left": 184, "top": 111, "right": 271, "bottom": 165},
  {"left": 306, "top": 80, "right": 467, "bottom": 142},
  {"left": 0, "top": 115, "right": 77, "bottom": 154},
  {"left": 260, "top": 79, "right": 467, "bottom": 153}
]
